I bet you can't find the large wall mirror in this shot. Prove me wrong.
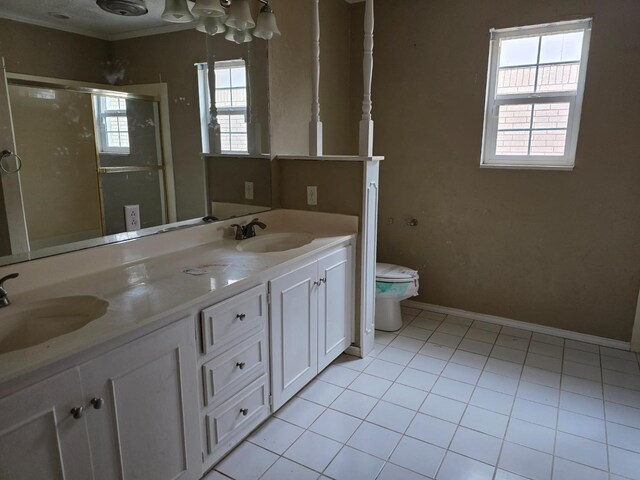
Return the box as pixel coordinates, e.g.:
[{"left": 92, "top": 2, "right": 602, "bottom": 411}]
[{"left": 0, "top": 1, "right": 272, "bottom": 266}]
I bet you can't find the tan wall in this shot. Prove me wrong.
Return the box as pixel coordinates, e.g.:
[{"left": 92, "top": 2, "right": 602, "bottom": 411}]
[
  {"left": 206, "top": 156, "right": 272, "bottom": 208},
  {"left": 371, "top": 0, "right": 640, "bottom": 341}
]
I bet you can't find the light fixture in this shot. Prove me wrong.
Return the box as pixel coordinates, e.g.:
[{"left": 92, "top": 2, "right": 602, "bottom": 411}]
[
  {"left": 225, "top": 26, "right": 252, "bottom": 44},
  {"left": 162, "top": 0, "right": 195, "bottom": 23},
  {"left": 196, "top": 16, "right": 226, "bottom": 35},
  {"left": 225, "top": 0, "right": 255, "bottom": 32},
  {"left": 253, "top": 2, "right": 279, "bottom": 40},
  {"left": 192, "top": 0, "right": 226, "bottom": 17}
]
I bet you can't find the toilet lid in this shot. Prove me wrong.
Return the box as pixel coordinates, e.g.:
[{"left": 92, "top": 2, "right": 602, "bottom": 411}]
[{"left": 376, "top": 263, "right": 418, "bottom": 282}]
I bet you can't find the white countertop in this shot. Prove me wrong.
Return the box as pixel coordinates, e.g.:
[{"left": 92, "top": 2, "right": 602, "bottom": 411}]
[{"left": 0, "top": 210, "right": 358, "bottom": 393}]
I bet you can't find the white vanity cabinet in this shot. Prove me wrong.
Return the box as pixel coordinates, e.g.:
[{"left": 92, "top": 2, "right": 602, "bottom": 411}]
[
  {"left": 0, "top": 316, "right": 201, "bottom": 480},
  {"left": 270, "top": 244, "right": 354, "bottom": 410}
]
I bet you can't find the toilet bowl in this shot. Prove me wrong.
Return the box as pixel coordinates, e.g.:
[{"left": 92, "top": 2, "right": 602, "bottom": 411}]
[{"left": 375, "top": 263, "right": 419, "bottom": 332}]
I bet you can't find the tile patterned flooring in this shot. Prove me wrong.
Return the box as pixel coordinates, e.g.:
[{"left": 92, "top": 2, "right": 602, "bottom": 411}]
[{"left": 206, "top": 306, "right": 640, "bottom": 480}]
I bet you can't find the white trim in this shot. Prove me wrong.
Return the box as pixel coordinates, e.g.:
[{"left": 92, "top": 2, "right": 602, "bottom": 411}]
[
  {"left": 402, "top": 299, "right": 631, "bottom": 351},
  {"left": 631, "top": 289, "right": 640, "bottom": 353}
]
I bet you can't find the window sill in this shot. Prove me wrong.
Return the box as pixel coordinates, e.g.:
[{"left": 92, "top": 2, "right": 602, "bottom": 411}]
[{"left": 479, "top": 163, "right": 574, "bottom": 172}]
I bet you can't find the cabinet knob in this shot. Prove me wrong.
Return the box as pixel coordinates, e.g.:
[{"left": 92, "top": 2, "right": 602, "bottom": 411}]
[
  {"left": 70, "top": 406, "right": 84, "bottom": 419},
  {"left": 236, "top": 313, "right": 246, "bottom": 321},
  {"left": 91, "top": 398, "right": 104, "bottom": 410},
  {"left": 236, "top": 362, "right": 246, "bottom": 370},
  {"left": 321, "top": 277, "right": 327, "bottom": 284},
  {"left": 240, "top": 408, "right": 249, "bottom": 416},
  {"left": 313, "top": 280, "right": 321, "bottom": 287}
]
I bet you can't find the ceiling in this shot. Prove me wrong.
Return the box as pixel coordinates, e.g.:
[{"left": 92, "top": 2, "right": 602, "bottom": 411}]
[{"left": 0, "top": 0, "right": 196, "bottom": 41}]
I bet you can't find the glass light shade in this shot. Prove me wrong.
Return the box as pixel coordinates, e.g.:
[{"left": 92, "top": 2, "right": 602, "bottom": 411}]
[
  {"left": 253, "top": 10, "right": 280, "bottom": 40},
  {"left": 192, "top": 0, "right": 226, "bottom": 17},
  {"left": 161, "top": 0, "right": 194, "bottom": 23},
  {"left": 225, "top": 0, "right": 255, "bottom": 32},
  {"left": 225, "top": 27, "right": 253, "bottom": 44},
  {"left": 196, "top": 16, "right": 226, "bottom": 35}
]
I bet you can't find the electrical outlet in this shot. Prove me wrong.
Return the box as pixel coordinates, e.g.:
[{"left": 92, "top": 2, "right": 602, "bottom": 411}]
[
  {"left": 124, "top": 204, "right": 140, "bottom": 232},
  {"left": 307, "top": 186, "right": 318, "bottom": 206},
  {"left": 244, "top": 181, "right": 254, "bottom": 200}
]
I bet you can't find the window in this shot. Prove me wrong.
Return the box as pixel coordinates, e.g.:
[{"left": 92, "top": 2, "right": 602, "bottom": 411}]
[
  {"left": 94, "top": 95, "right": 130, "bottom": 154},
  {"left": 480, "top": 19, "right": 592, "bottom": 169},
  {"left": 196, "top": 59, "right": 248, "bottom": 154}
]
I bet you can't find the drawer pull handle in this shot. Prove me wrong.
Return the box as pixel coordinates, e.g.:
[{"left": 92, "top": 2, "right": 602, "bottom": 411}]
[
  {"left": 236, "top": 313, "right": 246, "bottom": 321},
  {"left": 313, "top": 280, "right": 321, "bottom": 287},
  {"left": 236, "top": 362, "right": 246, "bottom": 370},
  {"left": 91, "top": 398, "right": 104, "bottom": 410},
  {"left": 240, "top": 408, "right": 249, "bottom": 416},
  {"left": 70, "top": 406, "right": 84, "bottom": 419},
  {"left": 321, "top": 277, "right": 327, "bottom": 284}
]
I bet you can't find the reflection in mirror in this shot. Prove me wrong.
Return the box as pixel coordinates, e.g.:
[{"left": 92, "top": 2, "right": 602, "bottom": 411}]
[{"left": 0, "top": 3, "right": 272, "bottom": 266}]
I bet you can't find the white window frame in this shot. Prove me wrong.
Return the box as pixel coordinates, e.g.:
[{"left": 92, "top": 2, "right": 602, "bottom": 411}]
[
  {"left": 94, "top": 95, "right": 130, "bottom": 155},
  {"left": 480, "top": 19, "right": 592, "bottom": 170}
]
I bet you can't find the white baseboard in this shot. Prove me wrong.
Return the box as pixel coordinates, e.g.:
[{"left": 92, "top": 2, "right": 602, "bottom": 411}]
[{"left": 402, "top": 300, "right": 632, "bottom": 351}]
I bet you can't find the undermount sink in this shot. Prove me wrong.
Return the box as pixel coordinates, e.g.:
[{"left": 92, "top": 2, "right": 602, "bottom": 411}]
[
  {"left": 0, "top": 296, "right": 109, "bottom": 355},
  {"left": 236, "top": 233, "right": 314, "bottom": 253}
]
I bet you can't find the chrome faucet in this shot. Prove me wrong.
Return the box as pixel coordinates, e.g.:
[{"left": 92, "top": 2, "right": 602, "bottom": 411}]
[
  {"left": 0, "top": 273, "right": 19, "bottom": 308},
  {"left": 231, "top": 218, "right": 267, "bottom": 240}
]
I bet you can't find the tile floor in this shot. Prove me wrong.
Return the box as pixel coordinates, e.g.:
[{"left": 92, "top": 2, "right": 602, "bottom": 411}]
[{"left": 206, "top": 306, "right": 640, "bottom": 480}]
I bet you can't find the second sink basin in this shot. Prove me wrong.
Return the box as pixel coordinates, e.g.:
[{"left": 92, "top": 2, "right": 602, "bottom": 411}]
[
  {"left": 0, "top": 296, "right": 109, "bottom": 355},
  {"left": 236, "top": 233, "right": 314, "bottom": 253}
]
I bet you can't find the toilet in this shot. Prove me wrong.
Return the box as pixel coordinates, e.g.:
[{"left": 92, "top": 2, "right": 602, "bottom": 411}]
[{"left": 375, "top": 263, "right": 419, "bottom": 332}]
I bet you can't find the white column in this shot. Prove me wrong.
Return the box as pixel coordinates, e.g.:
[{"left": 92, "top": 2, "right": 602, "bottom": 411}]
[
  {"left": 205, "top": 35, "right": 222, "bottom": 154},
  {"left": 359, "top": 0, "right": 374, "bottom": 157},
  {"left": 246, "top": 43, "right": 262, "bottom": 155},
  {"left": 309, "top": 0, "right": 323, "bottom": 156}
]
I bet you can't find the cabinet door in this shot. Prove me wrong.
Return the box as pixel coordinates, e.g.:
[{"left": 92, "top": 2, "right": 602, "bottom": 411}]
[
  {"left": 79, "top": 317, "right": 200, "bottom": 480},
  {"left": 270, "top": 261, "right": 318, "bottom": 411},
  {"left": 318, "top": 245, "right": 354, "bottom": 371},
  {"left": 0, "top": 369, "right": 92, "bottom": 480}
]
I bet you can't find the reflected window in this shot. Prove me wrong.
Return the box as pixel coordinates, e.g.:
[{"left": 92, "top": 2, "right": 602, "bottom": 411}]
[
  {"left": 94, "top": 96, "right": 130, "bottom": 154},
  {"left": 481, "top": 19, "right": 592, "bottom": 169},
  {"left": 196, "top": 60, "right": 248, "bottom": 154}
]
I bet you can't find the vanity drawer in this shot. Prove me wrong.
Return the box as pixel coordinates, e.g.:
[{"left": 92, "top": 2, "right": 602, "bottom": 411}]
[
  {"left": 205, "top": 376, "right": 269, "bottom": 456},
  {"left": 202, "top": 330, "right": 268, "bottom": 407},
  {"left": 200, "top": 284, "right": 267, "bottom": 355}
]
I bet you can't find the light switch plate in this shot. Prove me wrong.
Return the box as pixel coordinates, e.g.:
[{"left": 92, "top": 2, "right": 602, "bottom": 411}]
[
  {"left": 124, "top": 204, "right": 140, "bottom": 232},
  {"left": 307, "top": 186, "right": 318, "bottom": 206}
]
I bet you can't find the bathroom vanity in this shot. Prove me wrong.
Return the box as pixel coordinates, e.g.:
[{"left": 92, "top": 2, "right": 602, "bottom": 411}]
[{"left": 0, "top": 210, "right": 357, "bottom": 480}]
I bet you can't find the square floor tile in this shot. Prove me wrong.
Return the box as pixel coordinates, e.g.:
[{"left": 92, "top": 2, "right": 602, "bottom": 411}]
[
  {"left": 491, "top": 345, "right": 527, "bottom": 364},
  {"left": 449, "top": 426, "right": 502, "bottom": 465},
  {"left": 564, "top": 347, "right": 600, "bottom": 367},
  {"left": 469, "top": 386, "right": 514, "bottom": 415},
  {"left": 494, "top": 469, "right": 531, "bottom": 480},
  {"left": 412, "top": 317, "right": 443, "bottom": 331},
  {"left": 324, "top": 446, "right": 385, "bottom": 480},
  {"left": 346, "top": 421, "right": 402, "bottom": 459},
  {"left": 389, "top": 335, "right": 425, "bottom": 353},
  {"left": 607, "top": 421, "right": 640, "bottom": 454},
  {"left": 298, "top": 379, "right": 344, "bottom": 406},
  {"left": 366, "top": 400, "right": 415, "bottom": 433},
  {"left": 555, "top": 431, "right": 608, "bottom": 471},
  {"left": 501, "top": 326, "right": 532, "bottom": 339},
  {"left": 431, "top": 377, "right": 474, "bottom": 403},
  {"left": 528, "top": 341, "right": 563, "bottom": 359},
  {"left": 428, "top": 332, "right": 463, "bottom": 348},
  {"left": 444, "top": 314, "right": 474, "bottom": 326},
  {"left": 396, "top": 367, "right": 438, "bottom": 391},
  {"left": 465, "top": 327, "right": 499, "bottom": 344},
  {"left": 498, "top": 441, "right": 553, "bottom": 480},
  {"left": 400, "top": 326, "right": 434, "bottom": 341},
  {"left": 382, "top": 383, "right": 428, "bottom": 410},
  {"left": 557, "top": 410, "right": 606, "bottom": 442},
  {"left": 203, "top": 471, "right": 228, "bottom": 480},
  {"left": 260, "top": 457, "right": 319, "bottom": 480},
  {"left": 441, "top": 362, "right": 482, "bottom": 385},
  {"left": 377, "top": 462, "right": 429, "bottom": 480},
  {"left": 604, "top": 384, "right": 640, "bottom": 409},
  {"left": 531, "top": 332, "right": 564, "bottom": 346},
  {"left": 495, "top": 334, "right": 529, "bottom": 351},
  {"left": 525, "top": 352, "right": 562, "bottom": 373},
  {"left": 471, "top": 319, "right": 501, "bottom": 332},
  {"left": 408, "top": 353, "right": 447, "bottom": 375},
  {"left": 375, "top": 331, "right": 397, "bottom": 346},
  {"left": 565, "top": 339, "right": 599, "bottom": 353},
  {"left": 511, "top": 398, "right": 558, "bottom": 429},
  {"left": 436, "top": 451, "right": 495, "bottom": 480},
  {"left": 563, "top": 360, "right": 602, "bottom": 382},
  {"left": 274, "top": 397, "right": 325, "bottom": 428},
  {"left": 521, "top": 366, "right": 560, "bottom": 388},
  {"left": 283, "top": 430, "right": 342, "bottom": 472},
  {"left": 477, "top": 370, "right": 519, "bottom": 395},
  {"left": 559, "top": 391, "right": 604, "bottom": 419},
  {"left": 419, "top": 342, "right": 455, "bottom": 361},
  {"left": 484, "top": 358, "right": 523, "bottom": 379},
  {"left": 516, "top": 381, "right": 560, "bottom": 407},
  {"left": 605, "top": 401, "right": 640, "bottom": 429},
  {"left": 460, "top": 405, "right": 509, "bottom": 438},
  {"left": 601, "top": 356, "right": 640, "bottom": 375},
  {"left": 458, "top": 338, "right": 494, "bottom": 356},
  {"left": 419, "top": 393, "right": 467, "bottom": 424},
  {"left": 389, "top": 436, "right": 446, "bottom": 478},
  {"left": 309, "top": 408, "right": 362, "bottom": 443},
  {"left": 318, "top": 364, "right": 359, "bottom": 387},
  {"left": 436, "top": 322, "right": 469, "bottom": 337},
  {"left": 561, "top": 375, "right": 603, "bottom": 399},
  {"left": 216, "top": 442, "right": 278, "bottom": 480},
  {"left": 505, "top": 418, "right": 555, "bottom": 454},
  {"left": 348, "top": 373, "right": 393, "bottom": 398},
  {"left": 330, "top": 389, "right": 378, "bottom": 419},
  {"left": 450, "top": 349, "right": 488, "bottom": 369},
  {"left": 609, "top": 445, "right": 640, "bottom": 480},
  {"left": 248, "top": 417, "right": 304, "bottom": 454},
  {"left": 363, "top": 358, "right": 405, "bottom": 381},
  {"left": 406, "top": 413, "right": 457, "bottom": 448},
  {"left": 600, "top": 346, "right": 637, "bottom": 361},
  {"left": 333, "top": 353, "right": 374, "bottom": 372},
  {"left": 417, "top": 309, "right": 446, "bottom": 321},
  {"left": 377, "top": 345, "right": 416, "bottom": 366},
  {"left": 603, "top": 369, "right": 640, "bottom": 391},
  {"left": 552, "top": 458, "right": 608, "bottom": 480}
]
